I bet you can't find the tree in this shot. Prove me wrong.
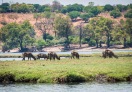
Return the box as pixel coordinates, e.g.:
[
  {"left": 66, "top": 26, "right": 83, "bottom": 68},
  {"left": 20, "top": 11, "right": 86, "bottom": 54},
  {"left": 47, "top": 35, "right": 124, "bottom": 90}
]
[
  {"left": 110, "top": 9, "right": 121, "bottom": 18},
  {"left": 66, "top": 3, "right": 84, "bottom": 12},
  {"left": 116, "top": 4, "right": 127, "bottom": 12},
  {"left": 68, "top": 11, "right": 80, "bottom": 21},
  {"left": 85, "top": 17, "right": 113, "bottom": 48},
  {"left": 112, "top": 19, "right": 128, "bottom": 48},
  {"left": 34, "top": 12, "right": 55, "bottom": 41},
  {"left": 125, "top": 18, "right": 132, "bottom": 47},
  {"left": 83, "top": 2, "right": 100, "bottom": 16},
  {"left": 84, "top": 17, "right": 102, "bottom": 48},
  {"left": 104, "top": 4, "right": 114, "bottom": 11},
  {"left": 54, "top": 14, "right": 72, "bottom": 48},
  {"left": 0, "top": 3, "right": 10, "bottom": 13},
  {"left": 51, "top": 0, "right": 62, "bottom": 12},
  {"left": 80, "top": 13, "right": 94, "bottom": 22},
  {"left": 124, "top": 9, "right": 132, "bottom": 18},
  {"left": 0, "top": 21, "right": 36, "bottom": 51}
]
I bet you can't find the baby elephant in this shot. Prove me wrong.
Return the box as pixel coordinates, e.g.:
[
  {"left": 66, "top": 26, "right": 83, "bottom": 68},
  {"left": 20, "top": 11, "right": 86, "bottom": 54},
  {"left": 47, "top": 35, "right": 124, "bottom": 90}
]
[
  {"left": 102, "top": 49, "right": 118, "bottom": 59},
  {"left": 37, "top": 53, "right": 48, "bottom": 60},
  {"left": 71, "top": 51, "right": 80, "bottom": 59}
]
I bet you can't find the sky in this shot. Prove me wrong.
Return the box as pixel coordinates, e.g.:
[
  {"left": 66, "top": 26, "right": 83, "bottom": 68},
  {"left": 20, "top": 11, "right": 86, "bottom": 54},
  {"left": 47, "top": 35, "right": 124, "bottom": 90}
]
[{"left": 1, "top": 0, "right": 132, "bottom": 6}]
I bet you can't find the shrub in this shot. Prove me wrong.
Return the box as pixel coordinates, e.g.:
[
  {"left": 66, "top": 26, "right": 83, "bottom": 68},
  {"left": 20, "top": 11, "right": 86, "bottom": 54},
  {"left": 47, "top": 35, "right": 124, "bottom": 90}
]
[
  {"left": 124, "top": 9, "right": 132, "bottom": 18},
  {"left": 110, "top": 10, "right": 121, "bottom": 18}
]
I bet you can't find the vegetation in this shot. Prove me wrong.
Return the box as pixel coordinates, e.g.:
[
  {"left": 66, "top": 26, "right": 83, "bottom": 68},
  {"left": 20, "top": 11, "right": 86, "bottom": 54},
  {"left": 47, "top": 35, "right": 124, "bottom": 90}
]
[
  {"left": 54, "top": 14, "right": 72, "bottom": 48},
  {"left": 0, "top": 1, "right": 132, "bottom": 51},
  {"left": 0, "top": 20, "right": 35, "bottom": 51},
  {"left": 0, "top": 56, "right": 132, "bottom": 83},
  {"left": 110, "top": 10, "right": 121, "bottom": 18}
]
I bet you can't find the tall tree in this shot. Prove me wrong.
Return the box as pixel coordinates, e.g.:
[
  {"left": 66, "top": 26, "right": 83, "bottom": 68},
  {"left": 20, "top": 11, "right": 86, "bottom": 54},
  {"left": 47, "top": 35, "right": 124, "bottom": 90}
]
[
  {"left": 0, "top": 21, "right": 35, "bottom": 51},
  {"left": 51, "top": 0, "right": 62, "bottom": 12},
  {"left": 125, "top": 18, "right": 132, "bottom": 46},
  {"left": 85, "top": 17, "right": 102, "bottom": 48},
  {"left": 85, "top": 17, "right": 113, "bottom": 48},
  {"left": 112, "top": 19, "right": 128, "bottom": 48},
  {"left": 54, "top": 14, "right": 72, "bottom": 48},
  {"left": 35, "top": 12, "right": 55, "bottom": 41}
]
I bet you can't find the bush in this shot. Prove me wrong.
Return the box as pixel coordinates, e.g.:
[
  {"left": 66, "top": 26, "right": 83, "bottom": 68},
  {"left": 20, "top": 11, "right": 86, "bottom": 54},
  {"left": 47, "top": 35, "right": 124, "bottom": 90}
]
[
  {"left": 110, "top": 10, "right": 121, "bottom": 18},
  {"left": 88, "top": 40, "right": 96, "bottom": 46},
  {"left": 69, "top": 36, "right": 79, "bottom": 44},
  {"left": 36, "top": 39, "right": 47, "bottom": 50},
  {"left": 124, "top": 9, "right": 132, "bottom": 18}
]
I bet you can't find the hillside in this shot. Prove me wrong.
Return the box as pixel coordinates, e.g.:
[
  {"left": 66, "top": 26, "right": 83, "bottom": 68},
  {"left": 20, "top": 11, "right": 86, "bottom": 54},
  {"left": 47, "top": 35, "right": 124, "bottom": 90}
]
[{"left": 0, "top": 12, "right": 126, "bottom": 38}]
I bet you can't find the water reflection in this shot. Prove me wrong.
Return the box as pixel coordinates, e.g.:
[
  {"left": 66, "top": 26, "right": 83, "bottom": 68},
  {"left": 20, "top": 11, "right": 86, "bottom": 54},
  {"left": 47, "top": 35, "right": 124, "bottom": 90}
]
[{"left": 0, "top": 82, "right": 131, "bottom": 92}]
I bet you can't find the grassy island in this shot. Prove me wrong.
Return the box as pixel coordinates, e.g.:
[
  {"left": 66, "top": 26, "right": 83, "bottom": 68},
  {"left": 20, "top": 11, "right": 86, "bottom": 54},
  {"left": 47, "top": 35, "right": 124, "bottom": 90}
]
[{"left": 0, "top": 55, "right": 132, "bottom": 84}]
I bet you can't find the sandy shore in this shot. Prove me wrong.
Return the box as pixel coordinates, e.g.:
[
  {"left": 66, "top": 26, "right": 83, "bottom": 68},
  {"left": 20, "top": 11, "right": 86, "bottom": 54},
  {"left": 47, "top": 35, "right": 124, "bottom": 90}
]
[
  {"left": 42, "top": 44, "right": 132, "bottom": 52},
  {"left": 1, "top": 44, "right": 132, "bottom": 53}
]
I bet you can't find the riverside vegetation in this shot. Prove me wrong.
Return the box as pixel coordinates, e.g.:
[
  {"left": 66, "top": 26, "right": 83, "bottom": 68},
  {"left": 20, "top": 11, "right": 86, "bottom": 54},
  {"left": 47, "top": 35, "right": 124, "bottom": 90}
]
[{"left": 0, "top": 53, "right": 132, "bottom": 84}]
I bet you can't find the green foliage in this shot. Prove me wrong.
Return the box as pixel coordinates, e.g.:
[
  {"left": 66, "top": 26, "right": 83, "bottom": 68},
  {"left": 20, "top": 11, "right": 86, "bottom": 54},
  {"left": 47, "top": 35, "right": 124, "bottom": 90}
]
[
  {"left": 88, "top": 40, "right": 96, "bottom": 46},
  {"left": 83, "top": 3, "right": 100, "bottom": 17},
  {"left": 66, "top": 4, "right": 84, "bottom": 12},
  {"left": 69, "top": 36, "right": 79, "bottom": 44},
  {"left": 61, "top": 7, "right": 67, "bottom": 14},
  {"left": 42, "top": 11, "right": 52, "bottom": 18},
  {"left": 85, "top": 17, "right": 113, "bottom": 48},
  {"left": 116, "top": 4, "right": 127, "bottom": 12},
  {"left": 125, "top": 18, "right": 132, "bottom": 46},
  {"left": 37, "top": 39, "right": 47, "bottom": 47},
  {"left": 68, "top": 11, "right": 80, "bottom": 20},
  {"left": 104, "top": 4, "right": 114, "bottom": 11},
  {"left": 43, "top": 33, "right": 53, "bottom": 41},
  {"left": 80, "top": 13, "right": 94, "bottom": 22},
  {"left": 54, "top": 14, "right": 72, "bottom": 48},
  {"left": 124, "top": 9, "right": 132, "bottom": 18},
  {"left": 110, "top": 10, "right": 121, "bottom": 18},
  {"left": 0, "top": 3, "right": 10, "bottom": 13},
  {"left": 54, "top": 14, "right": 72, "bottom": 38},
  {"left": 0, "top": 20, "right": 36, "bottom": 50}
]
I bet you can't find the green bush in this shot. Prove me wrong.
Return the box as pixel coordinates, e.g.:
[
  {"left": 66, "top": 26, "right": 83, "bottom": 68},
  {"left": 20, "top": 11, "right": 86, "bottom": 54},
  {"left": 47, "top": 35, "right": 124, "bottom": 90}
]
[
  {"left": 110, "top": 10, "right": 121, "bottom": 18},
  {"left": 124, "top": 9, "right": 132, "bottom": 18},
  {"left": 88, "top": 40, "right": 96, "bottom": 46}
]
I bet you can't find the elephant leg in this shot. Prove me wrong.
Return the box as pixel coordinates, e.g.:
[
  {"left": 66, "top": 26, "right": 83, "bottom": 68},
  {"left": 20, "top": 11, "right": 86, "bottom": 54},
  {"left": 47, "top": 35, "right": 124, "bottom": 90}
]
[{"left": 22, "top": 57, "right": 25, "bottom": 60}]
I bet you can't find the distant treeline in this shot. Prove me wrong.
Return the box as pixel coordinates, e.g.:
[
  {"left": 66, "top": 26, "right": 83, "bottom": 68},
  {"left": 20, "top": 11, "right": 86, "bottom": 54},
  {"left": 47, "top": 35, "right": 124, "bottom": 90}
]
[
  {"left": 0, "top": 1, "right": 132, "bottom": 52},
  {"left": 0, "top": 1, "right": 131, "bottom": 14}
]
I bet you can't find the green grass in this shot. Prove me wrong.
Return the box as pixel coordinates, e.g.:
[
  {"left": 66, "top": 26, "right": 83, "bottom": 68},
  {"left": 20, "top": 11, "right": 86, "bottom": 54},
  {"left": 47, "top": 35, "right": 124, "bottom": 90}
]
[{"left": 0, "top": 56, "right": 132, "bottom": 83}]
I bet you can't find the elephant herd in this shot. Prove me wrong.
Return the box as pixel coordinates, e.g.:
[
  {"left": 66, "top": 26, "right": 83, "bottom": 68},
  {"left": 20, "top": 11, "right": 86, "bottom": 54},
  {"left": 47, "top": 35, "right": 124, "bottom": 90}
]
[
  {"left": 22, "top": 52, "right": 60, "bottom": 61},
  {"left": 22, "top": 49, "right": 118, "bottom": 61}
]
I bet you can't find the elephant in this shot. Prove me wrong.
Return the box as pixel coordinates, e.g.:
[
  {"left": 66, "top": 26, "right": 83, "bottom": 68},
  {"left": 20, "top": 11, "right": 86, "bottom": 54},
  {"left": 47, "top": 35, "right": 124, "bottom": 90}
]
[
  {"left": 71, "top": 51, "right": 80, "bottom": 59},
  {"left": 102, "top": 49, "right": 118, "bottom": 59},
  {"left": 48, "top": 52, "right": 60, "bottom": 60},
  {"left": 37, "top": 53, "right": 48, "bottom": 60},
  {"left": 22, "top": 52, "right": 36, "bottom": 60}
]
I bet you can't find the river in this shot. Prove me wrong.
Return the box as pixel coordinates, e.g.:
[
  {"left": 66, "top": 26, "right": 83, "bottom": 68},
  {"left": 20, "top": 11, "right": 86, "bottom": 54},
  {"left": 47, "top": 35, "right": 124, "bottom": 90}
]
[
  {"left": 0, "top": 49, "right": 132, "bottom": 61},
  {"left": 0, "top": 82, "right": 131, "bottom": 92}
]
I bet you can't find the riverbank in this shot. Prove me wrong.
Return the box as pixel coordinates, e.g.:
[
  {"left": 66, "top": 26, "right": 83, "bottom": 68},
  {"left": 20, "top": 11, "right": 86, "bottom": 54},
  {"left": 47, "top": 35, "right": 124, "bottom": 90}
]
[
  {"left": 0, "top": 57, "right": 132, "bottom": 84},
  {"left": 42, "top": 44, "right": 132, "bottom": 52}
]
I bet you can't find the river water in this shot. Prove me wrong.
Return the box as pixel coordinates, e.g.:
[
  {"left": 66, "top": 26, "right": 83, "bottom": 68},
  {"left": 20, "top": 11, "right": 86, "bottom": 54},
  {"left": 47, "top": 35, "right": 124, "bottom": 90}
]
[
  {"left": 0, "top": 50, "right": 132, "bottom": 61},
  {"left": 0, "top": 82, "right": 131, "bottom": 92}
]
